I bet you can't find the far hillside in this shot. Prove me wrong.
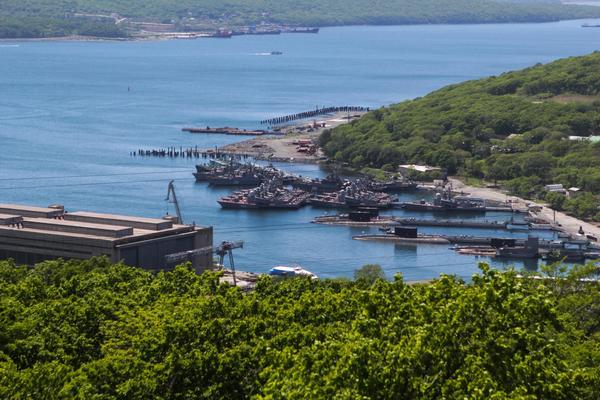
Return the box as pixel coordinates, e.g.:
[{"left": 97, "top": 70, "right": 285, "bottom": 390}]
[
  {"left": 320, "top": 52, "right": 600, "bottom": 219},
  {"left": 2, "top": 0, "right": 600, "bottom": 38}
]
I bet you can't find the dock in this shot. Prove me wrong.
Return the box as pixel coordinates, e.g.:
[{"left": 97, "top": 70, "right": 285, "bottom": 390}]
[
  {"left": 311, "top": 215, "right": 553, "bottom": 231},
  {"left": 182, "top": 127, "right": 277, "bottom": 136},
  {"left": 393, "top": 202, "right": 524, "bottom": 213}
]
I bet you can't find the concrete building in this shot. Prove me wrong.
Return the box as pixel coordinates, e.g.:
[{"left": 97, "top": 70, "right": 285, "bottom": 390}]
[{"left": 0, "top": 204, "right": 213, "bottom": 272}]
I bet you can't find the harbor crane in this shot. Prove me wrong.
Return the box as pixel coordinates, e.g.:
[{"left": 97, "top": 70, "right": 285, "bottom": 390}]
[
  {"left": 165, "top": 240, "right": 244, "bottom": 285},
  {"left": 165, "top": 180, "right": 183, "bottom": 224}
]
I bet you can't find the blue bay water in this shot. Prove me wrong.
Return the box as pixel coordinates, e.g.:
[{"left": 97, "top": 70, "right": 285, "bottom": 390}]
[{"left": 1, "top": 20, "right": 599, "bottom": 280}]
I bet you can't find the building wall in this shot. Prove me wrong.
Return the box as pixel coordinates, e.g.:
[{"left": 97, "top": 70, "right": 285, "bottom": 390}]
[
  {"left": 117, "top": 227, "right": 213, "bottom": 272},
  {"left": 0, "top": 227, "right": 213, "bottom": 272}
]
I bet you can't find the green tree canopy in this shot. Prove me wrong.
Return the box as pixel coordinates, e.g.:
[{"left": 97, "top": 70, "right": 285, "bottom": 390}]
[{"left": 0, "top": 257, "right": 598, "bottom": 399}]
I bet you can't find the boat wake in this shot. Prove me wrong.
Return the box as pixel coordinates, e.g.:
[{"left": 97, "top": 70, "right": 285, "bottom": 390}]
[
  {"left": 253, "top": 51, "right": 283, "bottom": 56},
  {"left": 0, "top": 44, "right": 20, "bottom": 48}
]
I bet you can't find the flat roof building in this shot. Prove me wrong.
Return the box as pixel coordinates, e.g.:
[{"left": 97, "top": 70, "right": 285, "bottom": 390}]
[{"left": 0, "top": 204, "right": 213, "bottom": 273}]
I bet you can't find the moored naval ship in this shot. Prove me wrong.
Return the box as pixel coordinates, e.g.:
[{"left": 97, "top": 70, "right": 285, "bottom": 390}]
[
  {"left": 218, "top": 179, "right": 310, "bottom": 209},
  {"left": 217, "top": 189, "right": 259, "bottom": 209},
  {"left": 368, "top": 179, "right": 417, "bottom": 192},
  {"left": 248, "top": 180, "right": 311, "bottom": 209},
  {"left": 309, "top": 191, "right": 347, "bottom": 208},
  {"left": 354, "top": 226, "right": 451, "bottom": 244},
  {"left": 291, "top": 173, "right": 344, "bottom": 193},
  {"left": 193, "top": 160, "right": 229, "bottom": 181},
  {"left": 400, "top": 191, "right": 486, "bottom": 212},
  {"left": 344, "top": 189, "right": 393, "bottom": 208},
  {"left": 195, "top": 160, "right": 294, "bottom": 186},
  {"left": 353, "top": 176, "right": 417, "bottom": 193},
  {"left": 309, "top": 181, "right": 393, "bottom": 209},
  {"left": 207, "top": 171, "right": 262, "bottom": 186}
]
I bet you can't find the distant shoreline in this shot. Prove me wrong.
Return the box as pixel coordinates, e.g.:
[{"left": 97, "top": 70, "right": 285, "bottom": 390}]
[
  {"left": 2, "top": 17, "right": 600, "bottom": 43},
  {"left": 0, "top": 35, "right": 129, "bottom": 43}
]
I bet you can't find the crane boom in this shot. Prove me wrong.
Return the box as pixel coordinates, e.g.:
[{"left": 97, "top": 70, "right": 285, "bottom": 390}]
[
  {"left": 165, "top": 180, "right": 183, "bottom": 224},
  {"left": 165, "top": 241, "right": 244, "bottom": 285}
]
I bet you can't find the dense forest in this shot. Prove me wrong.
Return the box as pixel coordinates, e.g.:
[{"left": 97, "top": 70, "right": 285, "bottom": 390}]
[
  {"left": 2, "top": 0, "right": 600, "bottom": 38},
  {"left": 321, "top": 52, "right": 600, "bottom": 219},
  {"left": 0, "top": 257, "right": 598, "bottom": 398}
]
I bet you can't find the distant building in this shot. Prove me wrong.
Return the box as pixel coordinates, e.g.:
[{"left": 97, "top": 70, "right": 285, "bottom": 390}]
[
  {"left": 568, "top": 135, "right": 600, "bottom": 143},
  {"left": 398, "top": 164, "right": 442, "bottom": 173},
  {"left": 398, "top": 164, "right": 446, "bottom": 180},
  {"left": 544, "top": 184, "right": 566, "bottom": 194},
  {"left": 0, "top": 204, "right": 213, "bottom": 272}
]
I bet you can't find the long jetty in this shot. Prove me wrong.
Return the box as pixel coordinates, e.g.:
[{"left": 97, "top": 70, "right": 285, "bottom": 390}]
[
  {"left": 261, "top": 106, "right": 369, "bottom": 126},
  {"left": 182, "top": 127, "right": 277, "bottom": 136}
]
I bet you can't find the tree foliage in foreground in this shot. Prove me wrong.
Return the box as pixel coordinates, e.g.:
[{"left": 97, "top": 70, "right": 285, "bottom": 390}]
[
  {"left": 2, "top": 0, "right": 600, "bottom": 38},
  {"left": 0, "top": 257, "right": 598, "bottom": 399},
  {"left": 321, "top": 52, "right": 600, "bottom": 204}
]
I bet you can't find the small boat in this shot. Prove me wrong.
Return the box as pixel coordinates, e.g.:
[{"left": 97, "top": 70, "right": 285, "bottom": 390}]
[
  {"left": 270, "top": 51, "right": 283, "bottom": 55},
  {"left": 286, "top": 27, "right": 319, "bottom": 33},
  {"left": 529, "top": 223, "right": 557, "bottom": 231},
  {"left": 269, "top": 266, "right": 318, "bottom": 279}
]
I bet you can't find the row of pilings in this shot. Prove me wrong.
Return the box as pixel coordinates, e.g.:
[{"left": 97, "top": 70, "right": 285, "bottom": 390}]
[
  {"left": 260, "top": 106, "right": 369, "bottom": 126},
  {"left": 131, "top": 147, "right": 250, "bottom": 160}
]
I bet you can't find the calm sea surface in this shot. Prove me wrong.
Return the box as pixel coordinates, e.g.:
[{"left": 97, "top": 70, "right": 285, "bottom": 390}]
[{"left": 1, "top": 20, "right": 599, "bottom": 280}]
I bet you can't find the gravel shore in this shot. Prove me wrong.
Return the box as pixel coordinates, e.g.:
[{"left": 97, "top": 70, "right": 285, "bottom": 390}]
[{"left": 217, "top": 112, "right": 366, "bottom": 162}]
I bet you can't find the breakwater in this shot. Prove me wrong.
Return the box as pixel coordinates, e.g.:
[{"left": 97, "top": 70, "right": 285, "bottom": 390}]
[{"left": 260, "top": 106, "right": 369, "bottom": 126}]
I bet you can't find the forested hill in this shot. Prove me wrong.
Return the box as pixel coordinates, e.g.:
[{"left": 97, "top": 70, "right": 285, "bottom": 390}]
[
  {"left": 2, "top": 0, "right": 600, "bottom": 38},
  {"left": 320, "top": 52, "right": 600, "bottom": 216},
  {"left": 0, "top": 257, "right": 598, "bottom": 398}
]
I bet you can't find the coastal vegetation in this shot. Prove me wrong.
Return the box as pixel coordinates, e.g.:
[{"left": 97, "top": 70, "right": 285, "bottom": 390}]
[
  {"left": 2, "top": 0, "right": 600, "bottom": 38},
  {"left": 0, "top": 257, "right": 598, "bottom": 398},
  {"left": 0, "top": 15, "right": 125, "bottom": 39},
  {"left": 320, "top": 52, "right": 600, "bottom": 220}
]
